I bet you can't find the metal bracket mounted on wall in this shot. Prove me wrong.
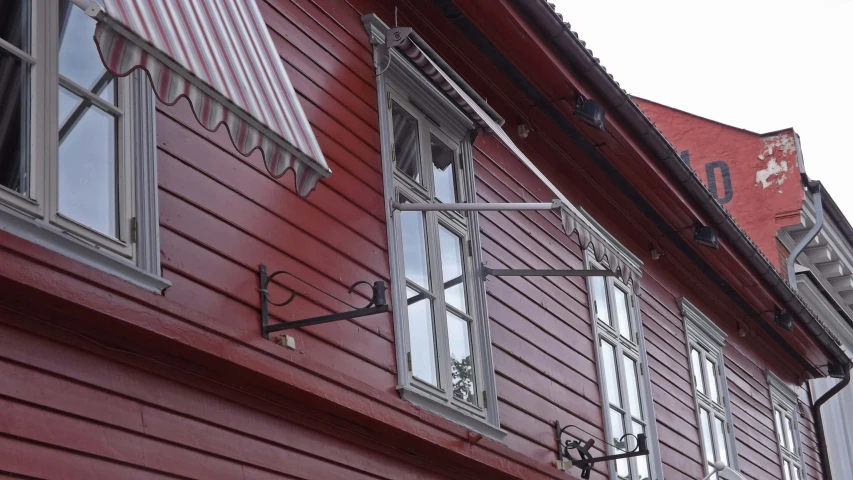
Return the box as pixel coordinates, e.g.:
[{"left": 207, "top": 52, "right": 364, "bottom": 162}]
[
  {"left": 391, "top": 199, "right": 563, "bottom": 212},
  {"left": 553, "top": 421, "right": 649, "bottom": 479},
  {"left": 258, "top": 264, "right": 390, "bottom": 339},
  {"left": 482, "top": 266, "right": 615, "bottom": 278}
]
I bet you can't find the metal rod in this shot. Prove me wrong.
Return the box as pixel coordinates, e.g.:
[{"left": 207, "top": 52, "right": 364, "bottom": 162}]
[
  {"left": 392, "top": 199, "right": 562, "bottom": 212},
  {"left": 572, "top": 449, "right": 649, "bottom": 469},
  {"left": 264, "top": 305, "right": 390, "bottom": 333},
  {"left": 483, "top": 267, "right": 615, "bottom": 277}
]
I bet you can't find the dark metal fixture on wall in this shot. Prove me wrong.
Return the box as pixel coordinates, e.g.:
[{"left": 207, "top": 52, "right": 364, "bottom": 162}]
[
  {"left": 258, "top": 264, "right": 389, "bottom": 338},
  {"left": 827, "top": 362, "right": 846, "bottom": 378},
  {"left": 553, "top": 421, "right": 649, "bottom": 479},
  {"left": 693, "top": 225, "right": 720, "bottom": 249},
  {"left": 774, "top": 309, "right": 794, "bottom": 331},
  {"left": 574, "top": 96, "right": 605, "bottom": 131}
]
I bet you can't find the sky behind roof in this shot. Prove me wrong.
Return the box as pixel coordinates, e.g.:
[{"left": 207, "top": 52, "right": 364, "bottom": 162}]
[{"left": 550, "top": 0, "right": 853, "bottom": 216}]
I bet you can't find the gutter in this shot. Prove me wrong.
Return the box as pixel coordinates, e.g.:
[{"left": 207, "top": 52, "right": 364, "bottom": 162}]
[
  {"left": 516, "top": 0, "right": 847, "bottom": 367},
  {"left": 812, "top": 362, "right": 851, "bottom": 480},
  {"left": 788, "top": 182, "right": 824, "bottom": 289}
]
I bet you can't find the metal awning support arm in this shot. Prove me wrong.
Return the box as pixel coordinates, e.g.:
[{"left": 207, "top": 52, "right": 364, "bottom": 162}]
[
  {"left": 391, "top": 199, "right": 562, "bottom": 212},
  {"left": 483, "top": 266, "right": 615, "bottom": 278}
]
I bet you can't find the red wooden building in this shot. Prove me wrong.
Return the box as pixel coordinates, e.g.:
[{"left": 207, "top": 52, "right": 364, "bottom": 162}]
[{"left": 0, "top": 1, "right": 847, "bottom": 479}]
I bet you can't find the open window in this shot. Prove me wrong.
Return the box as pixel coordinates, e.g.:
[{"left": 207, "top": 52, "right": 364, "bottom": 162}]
[
  {"left": 0, "top": 0, "right": 165, "bottom": 292},
  {"left": 680, "top": 298, "right": 739, "bottom": 479},
  {"left": 368, "top": 17, "right": 501, "bottom": 438}
]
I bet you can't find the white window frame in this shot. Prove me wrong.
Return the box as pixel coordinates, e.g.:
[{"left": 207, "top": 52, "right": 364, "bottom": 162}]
[
  {"left": 767, "top": 371, "right": 806, "bottom": 480},
  {"left": 587, "top": 247, "right": 662, "bottom": 480},
  {"left": 367, "top": 20, "right": 502, "bottom": 439},
  {"left": 0, "top": 1, "right": 167, "bottom": 293},
  {"left": 680, "top": 298, "right": 740, "bottom": 478}
]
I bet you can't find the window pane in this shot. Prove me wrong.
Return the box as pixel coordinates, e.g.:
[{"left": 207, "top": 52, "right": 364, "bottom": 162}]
[
  {"left": 391, "top": 102, "right": 421, "bottom": 184},
  {"left": 399, "top": 208, "right": 430, "bottom": 289},
  {"left": 691, "top": 348, "right": 705, "bottom": 394},
  {"left": 58, "top": 0, "right": 111, "bottom": 90},
  {"left": 632, "top": 421, "right": 651, "bottom": 480},
  {"left": 0, "top": 51, "right": 29, "bottom": 196},
  {"left": 431, "top": 135, "right": 456, "bottom": 203},
  {"left": 591, "top": 276, "right": 610, "bottom": 326},
  {"left": 447, "top": 311, "right": 476, "bottom": 404},
  {"left": 705, "top": 358, "right": 720, "bottom": 404},
  {"left": 622, "top": 354, "right": 643, "bottom": 419},
  {"left": 783, "top": 460, "right": 792, "bottom": 480},
  {"left": 407, "top": 287, "right": 438, "bottom": 386},
  {"left": 792, "top": 464, "right": 801, "bottom": 480},
  {"left": 700, "top": 408, "right": 715, "bottom": 464},
  {"left": 784, "top": 415, "right": 795, "bottom": 452},
  {"left": 613, "top": 287, "right": 632, "bottom": 340},
  {"left": 58, "top": 89, "right": 118, "bottom": 236},
  {"left": 713, "top": 416, "right": 729, "bottom": 466},
  {"left": 600, "top": 339, "right": 621, "bottom": 408},
  {"left": 438, "top": 226, "right": 466, "bottom": 312},
  {"left": 1, "top": 0, "right": 29, "bottom": 51},
  {"left": 609, "top": 408, "right": 631, "bottom": 480},
  {"left": 775, "top": 409, "right": 785, "bottom": 447}
]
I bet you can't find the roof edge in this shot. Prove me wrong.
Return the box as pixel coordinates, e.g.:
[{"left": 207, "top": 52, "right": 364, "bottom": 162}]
[{"left": 519, "top": 0, "right": 846, "bottom": 368}]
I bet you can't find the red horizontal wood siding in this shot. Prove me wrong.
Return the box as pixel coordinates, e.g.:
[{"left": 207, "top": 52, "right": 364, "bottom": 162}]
[{"left": 0, "top": 0, "right": 827, "bottom": 479}]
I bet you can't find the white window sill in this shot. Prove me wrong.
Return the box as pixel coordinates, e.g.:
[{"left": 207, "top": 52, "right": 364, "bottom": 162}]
[
  {"left": 0, "top": 204, "right": 170, "bottom": 294},
  {"left": 397, "top": 384, "right": 507, "bottom": 441}
]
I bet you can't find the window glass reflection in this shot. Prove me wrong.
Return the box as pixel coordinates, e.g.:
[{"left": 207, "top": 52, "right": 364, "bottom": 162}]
[
  {"left": 391, "top": 102, "right": 421, "bottom": 184},
  {"left": 591, "top": 276, "right": 610, "bottom": 326},
  {"left": 431, "top": 135, "right": 456, "bottom": 203},
  {"left": 614, "top": 287, "right": 631, "bottom": 340},
  {"left": 58, "top": 87, "right": 118, "bottom": 236},
  {"left": 407, "top": 287, "right": 438, "bottom": 386},
  {"left": 609, "top": 408, "right": 631, "bottom": 480},
  {"left": 691, "top": 349, "right": 705, "bottom": 394},
  {"left": 0, "top": 51, "right": 29, "bottom": 195},
  {"left": 705, "top": 358, "right": 720, "bottom": 404},
  {"left": 700, "top": 408, "right": 714, "bottom": 464},
  {"left": 447, "top": 311, "right": 475, "bottom": 404},
  {"left": 59, "top": 0, "right": 110, "bottom": 90},
  {"left": 600, "top": 339, "right": 621, "bottom": 408},
  {"left": 1, "top": 0, "right": 29, "bottom": 51},
  {"left": 399, "top": 206, "right": 430, "bottom": 289},
  {"left": 439, "top": 226, "right": 466, "bottom": 312},
  {"left": 713, "top": 416, "right": 728, "bottom": 465},
  {"left": 623, "top": 355, "right": 642, "bottom": 419}
]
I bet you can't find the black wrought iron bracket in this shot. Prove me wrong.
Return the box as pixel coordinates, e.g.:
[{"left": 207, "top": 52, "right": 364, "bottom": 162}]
[
  {"left": 259, "top": 264, "right": 390, "bottom": 338},
  {"left": 554, "top": 421, "right": 649, "bottom": 479}
]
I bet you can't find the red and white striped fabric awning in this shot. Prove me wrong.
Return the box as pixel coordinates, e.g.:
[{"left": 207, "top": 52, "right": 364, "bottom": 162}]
[
  {"left": 71, "top": 0, "right": 331, "bottom": 197},
  {"left": 387, "top": 30, "right": 642, "bottom": 294}
]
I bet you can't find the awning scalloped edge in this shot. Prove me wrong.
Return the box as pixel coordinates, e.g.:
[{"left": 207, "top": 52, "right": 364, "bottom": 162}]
[{"left": 92, "top": 18, "right": 326, "bottom": 197}]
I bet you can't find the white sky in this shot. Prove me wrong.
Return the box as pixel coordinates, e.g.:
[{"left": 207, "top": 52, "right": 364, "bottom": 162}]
[{"left": 550, "top": 0, "right": 853, "bottom": 216}]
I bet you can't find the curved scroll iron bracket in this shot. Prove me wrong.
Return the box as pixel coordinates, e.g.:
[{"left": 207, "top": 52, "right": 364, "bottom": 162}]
[
  {"left": 554, "top": 421, "right": 649, "bottom": 479},
  {"left": 259, "top": 264, "right": 390, "bottom": 339}
]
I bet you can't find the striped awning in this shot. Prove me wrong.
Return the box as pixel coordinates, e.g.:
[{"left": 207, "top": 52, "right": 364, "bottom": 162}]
[
  {"left": 384, "top": 28, "right": 642, "bottom": 294},
  {"left": 71, "top": 0, "right": 331, "bottom": 197}
]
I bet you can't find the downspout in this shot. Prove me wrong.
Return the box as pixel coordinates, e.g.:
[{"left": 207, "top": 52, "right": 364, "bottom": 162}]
[
  {"left": 812, "top": 362, "right": 851, "bottom": 480},
  {"left": 788, "top": 181, "right": 823, "bottom": 290}
]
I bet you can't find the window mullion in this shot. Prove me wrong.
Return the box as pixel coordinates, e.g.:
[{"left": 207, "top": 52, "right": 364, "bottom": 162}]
[
  {"left": 43, "top": 0, "right": 58, "bottom": 221},
  {"left": 426, "top": 209, "right": 452, "bottom": 399}
]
